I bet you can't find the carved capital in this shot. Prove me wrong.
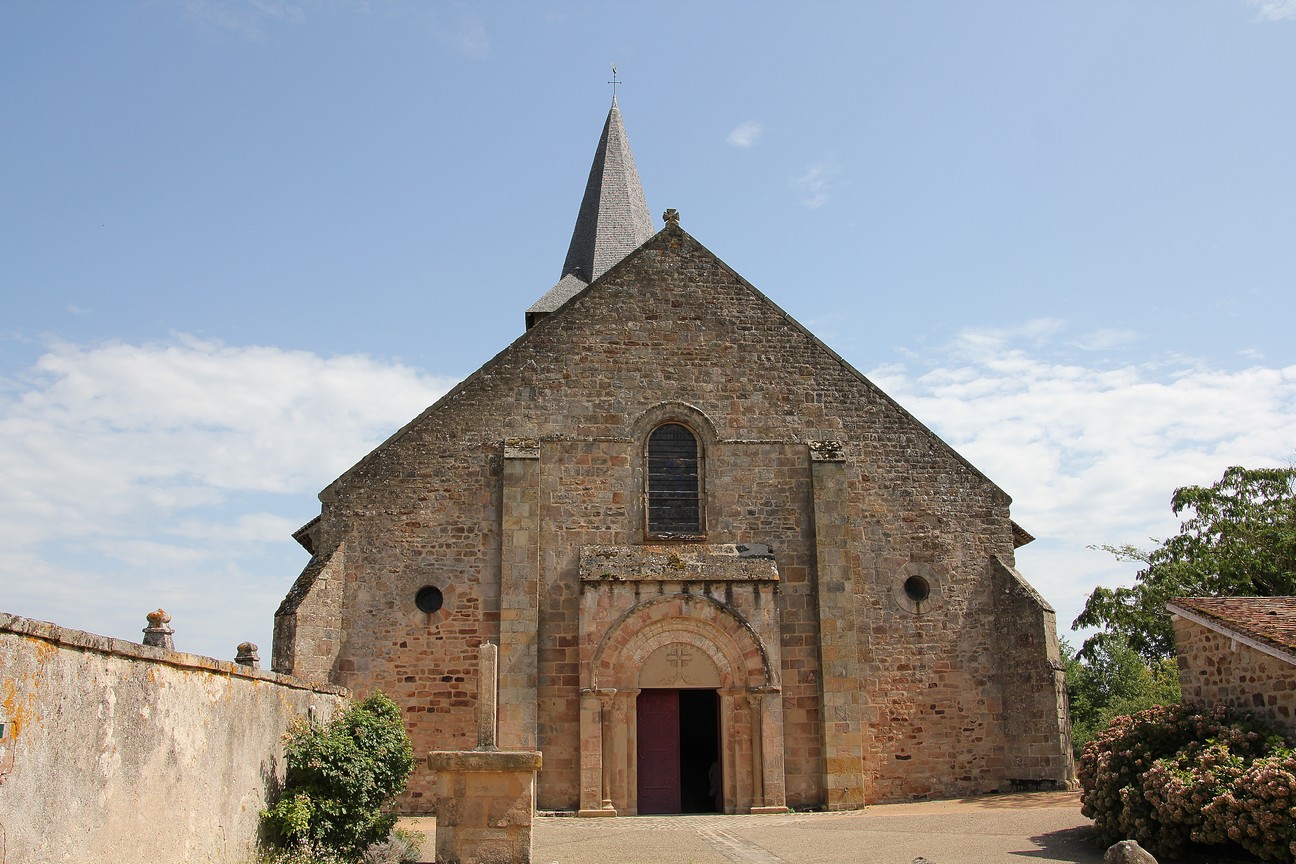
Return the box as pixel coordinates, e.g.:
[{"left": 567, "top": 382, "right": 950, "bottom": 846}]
[
  {"left": 504, "top": 437, "right": 541, "bottom": 460},
  {"left": 807, "top": 440, "right": 846, "bottom": 462}
]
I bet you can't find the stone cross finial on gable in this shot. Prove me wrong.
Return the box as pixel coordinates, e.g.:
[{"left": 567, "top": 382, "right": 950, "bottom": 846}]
[{"left": 663, "top": 208, "right": 680, "bottom": 225}]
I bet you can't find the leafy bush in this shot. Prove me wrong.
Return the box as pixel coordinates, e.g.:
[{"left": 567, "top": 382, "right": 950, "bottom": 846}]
[
  {"left": 1063, "top": 636, "right": 1181, "bottom": 756},
  {"left": 359, "top": 830, "right": 422, "bottom": 864},
  {"left": 1078, "top": 702, "right": 1288, "bottom": 859},
  {"left": 255, "top": 838, "right": 350, "bottom": 864},
  {"left": 263, "top": 692, "right": 416, "bottom": 862}
]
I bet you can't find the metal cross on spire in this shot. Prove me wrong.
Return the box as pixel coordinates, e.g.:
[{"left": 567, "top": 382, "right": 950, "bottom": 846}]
[{"left": 608, "top": 63, "right": 620, "bottom": 100}]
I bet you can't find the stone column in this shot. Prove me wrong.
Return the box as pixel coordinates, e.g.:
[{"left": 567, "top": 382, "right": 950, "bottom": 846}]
[
  {"left": 499, "top": 438, "right": 541, "bottom": 750},
  {"left": 478, "top": 642, "right": 499, "bottom": 749},
  {"left": 620, "top": 688, "right": 640, "bottom": 814},
  {"left": 577, "top": 689, "right": 613, "bottom": 816},
  {"left": 719, "top": 687, "right": 747, "bottom": 813},
  {"left": 750, "top": 687, "right": 789, "bottom": 813},
  {"left": 747, "top": 692, "right": 765, "bottom": 810},
  {"left": 809, "top": 440, "right": 866, "bottom": 809},
  {"left": 598, "top": 689, "right": 617, "bottom": 813}
]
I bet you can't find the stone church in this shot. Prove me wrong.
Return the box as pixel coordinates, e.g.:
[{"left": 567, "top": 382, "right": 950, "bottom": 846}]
[{"left": 272, "top": 99, "right": 1074, "bottom": 815}]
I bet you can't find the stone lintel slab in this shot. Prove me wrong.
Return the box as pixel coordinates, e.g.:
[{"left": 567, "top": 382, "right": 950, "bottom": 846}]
[
  {"left": 579, "top": 544, "right": 779, "bottom": 583},
  {"left": 428, "top": 749, "right": 543, "bottom": 773},
  {"left": 503, "top": 437, "right": 541, "bottom": 459}
]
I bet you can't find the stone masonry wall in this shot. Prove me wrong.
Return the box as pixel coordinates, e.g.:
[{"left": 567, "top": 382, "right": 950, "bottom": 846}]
[
  {"left": 1173, "top": 615, "right": 1296, "bottom": 739},
  {"left": 0, "top": 612, "right": 348, "bottom": 864},
  {"left": 280, "top": 224, "right": 1071, "bottom": 810}
]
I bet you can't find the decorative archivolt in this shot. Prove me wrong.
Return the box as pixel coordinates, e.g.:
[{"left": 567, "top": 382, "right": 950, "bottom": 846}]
[{"left": 589, "top": 593, "right": 774, "bottom": 691}]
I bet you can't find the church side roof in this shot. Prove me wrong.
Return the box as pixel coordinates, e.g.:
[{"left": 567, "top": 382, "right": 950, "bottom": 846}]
[{"left": 527, "top": 99, "right": 652, "bottom": 324}]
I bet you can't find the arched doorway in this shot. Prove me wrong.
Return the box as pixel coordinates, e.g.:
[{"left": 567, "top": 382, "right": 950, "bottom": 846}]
[
  {"left": 636, "top": 643, "right": 723, "bottom": 814},
  {"left": 578, "top": 593, "right": 788, "bottom": 815}
]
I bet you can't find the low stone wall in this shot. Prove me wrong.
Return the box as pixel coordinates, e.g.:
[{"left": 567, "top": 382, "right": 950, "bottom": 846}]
[{"left": 0, "top": 612, "right": 349, "bottom": 864}]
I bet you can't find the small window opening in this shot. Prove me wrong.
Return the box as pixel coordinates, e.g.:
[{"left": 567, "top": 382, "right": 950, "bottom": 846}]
[
  {"left": 903, "top": 575, "right": 930, "bottom": 603},
  {"left": 415, "top": 585, "right": 444, "bottom": 614},
  {"left": 647, "top": 423, "right": 701, "bottom": 535}
]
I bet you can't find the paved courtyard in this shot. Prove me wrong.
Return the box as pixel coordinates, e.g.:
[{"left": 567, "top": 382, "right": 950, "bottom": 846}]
[{"left": 403, "top": 791, "right": 1105, "bottom": 864}]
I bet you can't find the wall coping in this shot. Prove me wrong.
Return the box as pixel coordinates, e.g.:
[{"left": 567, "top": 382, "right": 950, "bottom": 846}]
[
  {"left": 428, "top": 750, "right": 543, "bottom": 772},
  {"left": 0, "top": 611, "right": 349, "bottom": 696},
  {"left": 1169, "top": 602, "right": 1296, "bottom": 668}
]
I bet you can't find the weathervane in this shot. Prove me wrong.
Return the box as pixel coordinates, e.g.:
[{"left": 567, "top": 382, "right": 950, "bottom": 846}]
[{"left": 608, "top": 63, "right": 620, "bottom": 99}]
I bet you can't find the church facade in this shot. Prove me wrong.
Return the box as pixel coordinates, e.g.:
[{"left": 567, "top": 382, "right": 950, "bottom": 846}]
[{"left": 272, "top": 101, "right": 1074, "bottom": 814}]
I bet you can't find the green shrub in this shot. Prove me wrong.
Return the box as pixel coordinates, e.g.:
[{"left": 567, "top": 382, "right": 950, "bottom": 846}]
[
  {"left": 1078, "top": 702, "right": 1287, "bottom": 859},
  {"left": 263, "top": 692, "right": 416, "bottom": 861},
  {"left": 1063, "top": 636, "right": 1181, "bottom": 756}
]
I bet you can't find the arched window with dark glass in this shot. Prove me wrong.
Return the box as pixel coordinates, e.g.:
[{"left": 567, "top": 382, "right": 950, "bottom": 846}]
[{"left": 647, "top": 423, "right": 702, "bottom": 535}]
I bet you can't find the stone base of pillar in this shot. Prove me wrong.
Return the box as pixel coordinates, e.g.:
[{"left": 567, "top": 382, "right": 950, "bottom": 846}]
[
  {"left": 427, "top": 749, "right": 542, "bottom": 864},
  {"left": 749, "top": 805, "right": 790, "bottom": 814},
  {"left": 575, "top": 807, "right": 618, "bottom": 817}
]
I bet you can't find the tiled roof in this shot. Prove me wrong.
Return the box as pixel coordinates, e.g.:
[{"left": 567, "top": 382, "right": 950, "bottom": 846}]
[
  {"left": 1169, "top": 596, "right": 1296, "bottom": 656},
  {"left": 528, "top": 99, "right": 652, "bottom": 322}
]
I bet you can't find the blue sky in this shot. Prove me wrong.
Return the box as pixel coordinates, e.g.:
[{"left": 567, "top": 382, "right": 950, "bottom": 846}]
[{"left": 2, "top": 1, "right": 1294, "bottom": 660}]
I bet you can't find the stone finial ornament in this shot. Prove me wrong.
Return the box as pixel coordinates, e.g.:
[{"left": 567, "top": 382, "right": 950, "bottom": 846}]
[
  {"left": 662, "top": 208, "right": 680, "bottom": 225},
  {"left": 235, "top": 641, "right": 261, "bottom": 669},
  {"left": 142, "top": 609, "right": 175, "bottom": 650}
]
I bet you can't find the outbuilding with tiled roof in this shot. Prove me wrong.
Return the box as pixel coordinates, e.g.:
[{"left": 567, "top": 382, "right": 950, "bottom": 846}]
[{"left": 1168, "top": 596, "right": 1296, "bottom": 737}]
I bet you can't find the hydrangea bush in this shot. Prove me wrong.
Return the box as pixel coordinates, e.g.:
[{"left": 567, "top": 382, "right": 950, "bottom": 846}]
[
  {"left": 1202, "top": 751, "right": 1296, "bottom": 862},
  {"left": 1078, "top": 703, "right": 1289, "bottom": 860}
]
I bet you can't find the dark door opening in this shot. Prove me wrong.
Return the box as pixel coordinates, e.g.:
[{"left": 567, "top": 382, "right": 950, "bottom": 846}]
[{"left": 636, "top": 689, "right": 720, "bottom": 814}]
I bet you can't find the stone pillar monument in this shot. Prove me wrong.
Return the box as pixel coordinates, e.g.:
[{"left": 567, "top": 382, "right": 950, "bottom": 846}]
[{"left": 427, "top": 641, "right": 543, "bottom": 864}]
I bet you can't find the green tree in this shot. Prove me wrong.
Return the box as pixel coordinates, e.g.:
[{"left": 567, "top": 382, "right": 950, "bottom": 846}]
[
  {"left": 1062, "top": 637, "right": 1180, "bottom": 755},
  {"left": 263, "top": 692, "right": 415, "bottom": 861},
  {"left": 1074, "top": 465, "right": 1296, "bottom": 661}
]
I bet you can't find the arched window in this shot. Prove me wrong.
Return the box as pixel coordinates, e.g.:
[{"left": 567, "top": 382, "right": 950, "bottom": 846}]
[{"left": 647, "top": 423, "right": 702, "bottom": 535}]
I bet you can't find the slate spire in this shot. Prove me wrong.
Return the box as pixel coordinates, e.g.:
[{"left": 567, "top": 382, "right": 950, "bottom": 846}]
[{"left": 526, "top": 98, "right": 653, "bottom": 328}]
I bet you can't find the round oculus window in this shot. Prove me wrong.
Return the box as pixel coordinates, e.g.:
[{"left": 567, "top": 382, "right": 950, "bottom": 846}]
[
  {"left": 903, "top": 575, "right": 931, "bottom": 604},
  {"left": 415, "top": 585, "right": 444, "bottom": 614}
]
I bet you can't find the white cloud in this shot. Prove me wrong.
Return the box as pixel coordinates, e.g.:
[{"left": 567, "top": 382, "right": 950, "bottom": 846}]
[
  {"left": 1249, "top": 0, "right": 1296, "bottom": 21},
  {"left": 179, "top": 0, "right": 306, "bottom": 41},
  {"left": 867, "top": 321, "right": 1296, "bottom": 638},
  {"left": 447, "top": 17, "right": 490, "bottom": 57},
  {"left": 727, "top": 121, "right": 763, "bottom": 148},
  {"left": 793, "top": 162, "right": 837, "bottom": 209},
  {"left": 0, "top": 336, "right": 454, "bottom": 658},
  {"left": 1070, "top": 328, "right": 1139, "bottom": 351}
]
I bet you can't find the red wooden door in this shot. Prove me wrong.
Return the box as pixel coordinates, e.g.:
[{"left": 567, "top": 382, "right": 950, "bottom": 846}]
[{"left": 636, "top": 689, "right": 681, "bottom": 814}]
